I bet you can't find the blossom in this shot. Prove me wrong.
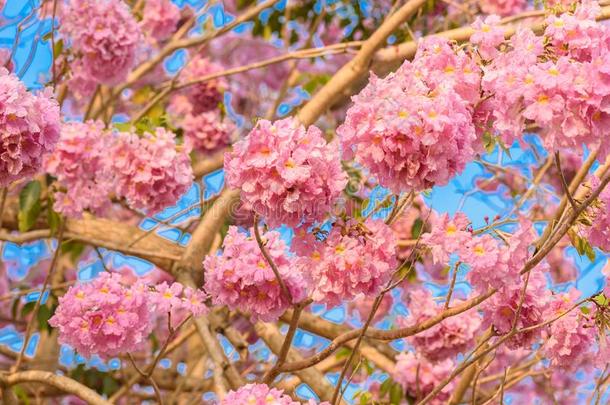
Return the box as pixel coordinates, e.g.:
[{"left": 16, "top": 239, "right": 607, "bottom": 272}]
[
  {"left": 203, "top": 226, "right": 307, "bottom": 322},
  {"left": 338, "top": 37, "right": 480, "bottom": 193},
  {"left": 182, "top": 110, "right": 234, "bottom": 154},
  {"left": 481, "top": 269, "right": 550, "bottom": 349},
  {"left": 584, "top": 176, "right": 610, "bottom": 252},
  {"left": 221, "top": 383, "right": 329, "bottom": 405},
  {"left": 49, "top": 273, "right": 154, "bottom": 359},
  {"left": 543, "top": 291, "right": 595, "bottom": 370},
  {"left": 149, "top": 281, "right": 208, "bottom": 327},
  {"left": 111, "top": 127, "right": 193, "bottom": 214},
  {"left": 401, "top": 288, "right": 482, "bottom": 361},
  {"left": 421, "top": 212, "right": 471, "bottom": 264},
  {"left": 393, "top": 352, "right": 455, "bottom": 404},
  {"left": 179, "top": 55, "right": 227, "bottom": 115},
  {"left": 294, "top": 218, "right": 397, "bottom": 308},
  {"left": 225, "top": 117, "right": 347, "bottom": 228},
  {"left": 479, "top": 0, "right": 527, "bottom": 16},
  {"left": 140, "top": 0, "right": 180, "bottom": 42},
  {"left": 470, "top": 16, "right": 505, "bottom": 59},
  {"left": 44, "top": 121, "right": 114, "bottom": 217},
  {"left": 0, "top": 69, "right": 60, "bottom": 187},
  {"left": 60, "top": 0, "right": 141, "bottom": 85}
]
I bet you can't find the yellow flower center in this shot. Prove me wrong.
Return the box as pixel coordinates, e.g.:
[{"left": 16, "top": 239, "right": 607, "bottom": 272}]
[{"left": 473, "top": 245, "right": 485, "bottom": 256}]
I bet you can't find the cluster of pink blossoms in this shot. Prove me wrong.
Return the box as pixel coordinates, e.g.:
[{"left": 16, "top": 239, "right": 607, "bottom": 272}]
[
  {"left": 584, "top": 176, "right": 610, "bottom": 251},
  {"left": 393, "top": 352, "right": 455, "bottom": 404},
  {"left": 225, "top": 117, "right": 347, "bottom": 228},
  {"left": 543, "top": 290, "right": 596, "bottom": 370},
  {"left": 49, "top": 273, "right": 153, "bottom": 359},
  {"left": 482, "top": 269, "right": 550, "bottom": 349},
  {"left": 180, "top": 55, "right": 227, "bottom": 115},
  {"left": 475, "top": 2, "right": 610, "bottom": 154},
  {"left": 293, "top": 219, "right": 397, "bottom": 308},
  {"left": 204, "top": 226, "right": 307, "bottom": 321},
  {"left": 221, "top": 383, "right": 328, "bottom": 405},
  {"left": 338, "top": 37, "right": 480, "bottom": 192},
  {"left": 0, "top": 69, "right": 60, "bottom": 187},
  {"left": 112, "top": 127, "right": 193, "bottom": 214},
  {"left": 148, "top": 281, "right": 208, "bottom": 328},
  {"left": 421, "top": 212, "right": 471, "bottom": 264},
  {"left": 400, "top": 288, "right": 482, "bottom": 361},
  {"left": 479, "top": 0, "right": 527, "bottom": 16},
  {"left": 140, "top": 0, "right": 181, "bottom": 42},
  {"left": 50, "top": 273, "right": 207, "bottom": 359},
  {"left": 44, "top": 121, "right": 114, "bottom": 217},
  {"left": 60, "top": 0, "right": 141, "bottom": 85}
]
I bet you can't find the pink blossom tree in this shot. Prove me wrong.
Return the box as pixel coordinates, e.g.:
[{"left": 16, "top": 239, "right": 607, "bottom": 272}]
[{"left": 1, "top": 0, "right": 610, "bottom": 404}]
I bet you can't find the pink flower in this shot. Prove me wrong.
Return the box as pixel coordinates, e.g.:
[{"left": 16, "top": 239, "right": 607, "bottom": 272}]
[
  {"left": 44, "top": 120, "right": 114, "bottom": 217},
  {"left": 393, "top": 352, "right": 455, "bottom": 404},
  {"left": 149, "top": 281, "right": 208, "bottom": 328},
  {"left": 111, "top": 127, "right": 193, "bottom": 214},
  {"left": 294, "top": 218, "right": 397, "bottom": 308},
  {"left": 481, "top": 269, "right": 550, "bottom": 349},
  {"left": 543, "top": 291, "right": 595, "bottom": 370},
  {"left": 479, "top": 0, "right": 527, "bottom": 16},
  {"left": 179, "top": 55, "right": 227, "bottom": 115},
  {"left": 400, "top": 288, "right": 482, "bottom": 361},
  {"left": 221, "top": 383, "right": 328, "bottom": 404},
  {"left": 181, "top": 110, "right": 234, "bottom": 154},
  {"left": 203, "top": 226, "right": 307, "bottom": 322},
  {"left": 60, "top": 0, "right": 141, "bottom": 85},
  {"left": 225, "top": 117, "right": 347, "bottom": 228},
  {"left": 338, "top": 37, "right": 480, "bottom": 192},
  {"left": 49, "top": 273, "right": 154, "bottom": 359},
  {"left": 0, "top": 69, "right": 60, "bottom": 187},
  {"left": 140, "top": 0, "right": 180, "bottom": 42},
  {"left": 470, "top": 16, "right": 506, "bottom": 59},
  {"left": 421, "top": 212, "right": 472, "bottom": 264},
  {"left": 584, "top": 176, "right": 610, "bottom": 252}
]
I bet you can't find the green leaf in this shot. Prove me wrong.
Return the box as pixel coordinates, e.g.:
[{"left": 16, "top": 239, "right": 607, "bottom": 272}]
[
  {"left": 335, "top": 347, "right": 352, "bottom": 360},
  {"left": 12, "top": 386, "right": 30, "bottom": 405},
  {"left": 47, "top": 198, "right": 61, "bottom": 236},
  {"left": 61, "top": 241, "right": 86, "bottom": 262},
  {"left": 102, "top": 375, "right": 119, "bottom": 396},
  {"left": 18, "top": 181, "right": 41, "bottom": 232},
  {"left": 379, "top": 378, "right": 392, "bottom": 398},
  {"left": 359, "top": 392, "right": 372, "bottom": 405},
  {"left": 37, "top": 304, "right": 54, "bottom": 333},
  {"left": 53, "top": 39, "right": 64, "bottom": 58},
  {"left": 113, "top": 122, "right": 133, "bottom": 132},
  {"left": 411, "top": 218, "right": 424, "bottom": 239},
  {"left": 390, "top": 383, "right": 403, "bottom": 405}
]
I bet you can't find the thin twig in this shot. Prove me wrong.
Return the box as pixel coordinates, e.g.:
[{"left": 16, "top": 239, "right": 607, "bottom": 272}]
[
  {"left": 554, "top": 151, "right": 577, "bottom": 209},
  {"left": 12, "top": 221, "right": 65, "bottom": 372},
  {"left": 252, "top": 213, "right": 292, "bottom": 303},
  {"left": 444, "top": 262, "right": 460, "bottom": 310}
]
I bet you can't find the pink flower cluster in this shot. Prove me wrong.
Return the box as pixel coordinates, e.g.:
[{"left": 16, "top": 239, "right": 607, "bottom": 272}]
[
  {"left": 294, "top": 219, "right": 397, "bottom": 308},
  {"left": 584, "top": 176, "right": 610, "bottom": 251},
  {"left": 140, "top": 0, "right": 181, "bottom": 42},
  {"left": 393, "top": 352, "right": 455, "bottom": 404},
  {"left": 479, "top": 0, "right": 527, "bottom": 16},
  {"left": 543, "top": 291, "right": 595, "bottom": 370},
  {"left": 180, "top": 55, "right": 226, "bottom": 115},
  {"left": 477, "top": 2, "right": 610, "bottom": 153},
  {"left": 401, "top": 288, "right": 482, "bottom": 361},
  {"left": 338, "top": 37, "right": 480, "bottom": 192},
  {"left": 44, "top": 121, "right": 113, "bottom": 217},
  {"left": 481, "top": 269, "right": 550, "bottom": 349},
  {"left": 0, "top": 69, "right": 60, "bottom": 187},
  {"left": 148, "top": 281, "right": 208, "bottom": 328},
  {"left": 112, "top": 127, "right": 193, "bottom": 214},
  {"left": 50, "top": 273, "right": 207, "bottom": 359},
  {"left": 221, "top": 383, "right": 329, "bottom": 405},
  {"left": 204, "top": 226, "right": 307, "bottom": 321},
  {"left": 49, "top": 273, "right": 154, "bottom": 359},
  {"left": 181, "top": 109, "right": 234, "bottom": 154},
  {"left": 60, "top": 0, "right": 141, "bottom": 85},
  {"left": 225, "top": 117, "right": 347, "bottom": 228},
  {"left": 421, "top": 212, "right": 471, "bottom": 264}
]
